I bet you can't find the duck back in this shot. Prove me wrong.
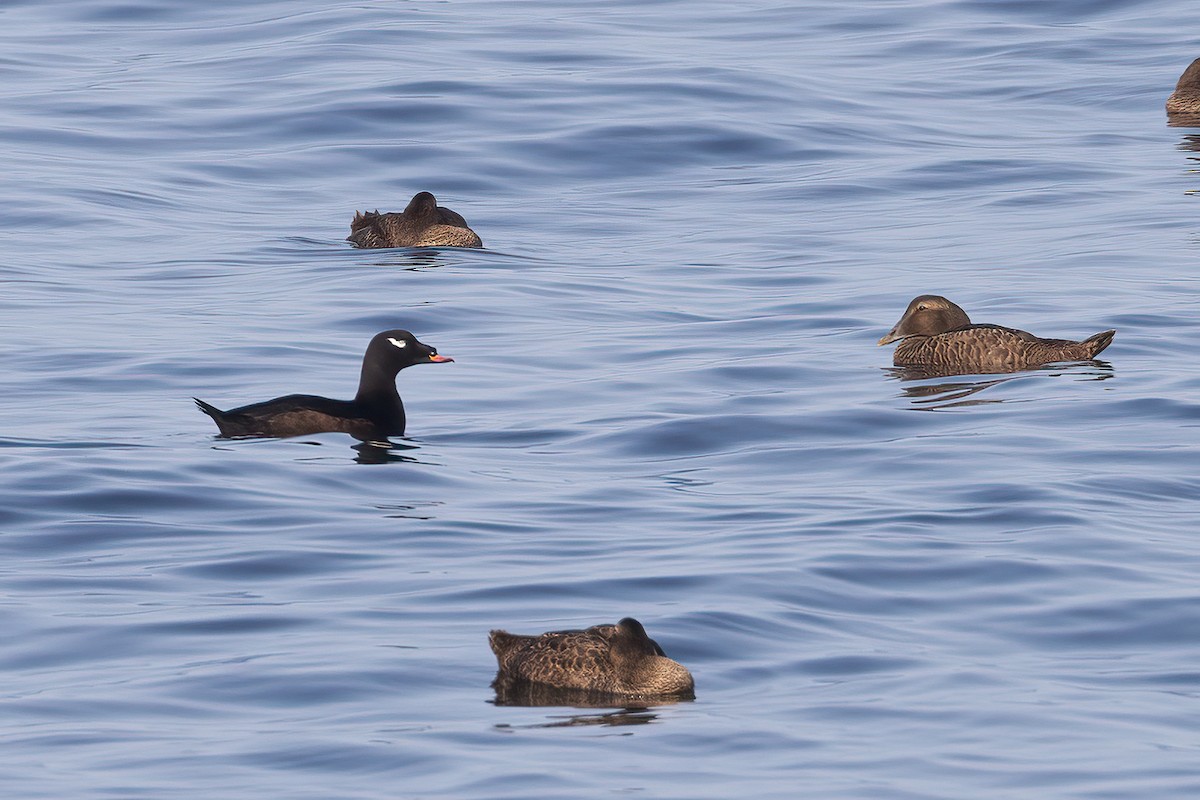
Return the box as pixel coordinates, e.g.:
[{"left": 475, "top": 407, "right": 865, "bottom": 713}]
[
  {"left": 893, "top": 324, "right": 1115, "bottom": 372},
  {"left": 194, "top": 393, "right": 402, "bottom": 440},
  {"left": 488, "top": 619, "right": 694, "bottom": 698},
  {"left": 347, "top": 191, "right": 482, "bottom": 248}
]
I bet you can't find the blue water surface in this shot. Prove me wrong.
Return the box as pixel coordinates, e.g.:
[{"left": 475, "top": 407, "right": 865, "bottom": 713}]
[{"left": 2, "top": 1, "right": 1199, "bottom": 797}]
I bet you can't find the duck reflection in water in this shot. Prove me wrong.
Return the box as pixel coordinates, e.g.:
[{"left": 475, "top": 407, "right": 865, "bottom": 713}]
[
  {"left": 492, "top": 699, "right": 664, "bottom": 730},
  {"left": 490, "top": 673, "right": 688, "bottom": 717},
  {"left": 1173, "top": 135, "right": 1200, "bottom": 199},
  {"left": 1176, "top": 134, "right": 1200, "bottom": 151},
  {"left": 352, "top": 440, "right": 419, "bottom": 465},
  {"left": 885, "top": 361, "right": 1114, "bottom": 410},
  {"left": 355, "top": 248, "right": 459, "bottom": 271}
]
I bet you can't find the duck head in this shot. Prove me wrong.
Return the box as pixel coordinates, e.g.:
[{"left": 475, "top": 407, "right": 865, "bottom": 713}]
[
  {"left": 878, "top": 295, "right": 971, "bottom": 345},
  {"left": 611, "top": 618, "right": 695, "bottom": 696},
  {"left": 403, "top": 191, "right": 440, "bottom": 222},
  {"left": 364, "top": 329, "right": 454, "bottom": 375}
]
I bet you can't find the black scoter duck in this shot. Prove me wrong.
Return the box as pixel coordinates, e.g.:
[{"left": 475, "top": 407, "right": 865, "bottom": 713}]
[
  {"left": 878, "top": 295, "right": 1115, "bottom": 373},
  {"left": 195, "top": 329, "right": 452, "bottom": 440},
  {"left": 347, "top": 191, "right": 482, "bottom": 248},
  {"left": 1168, "top": 58, "right": 1200, "bottom": 116},
  {"left": 488, "top": 618, "right": 695, "bottom": 699}
]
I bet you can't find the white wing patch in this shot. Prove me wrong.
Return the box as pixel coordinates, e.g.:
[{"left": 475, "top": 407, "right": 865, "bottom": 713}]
[{"left": 388, "top": 337, "right": 408, "bottom": 349}]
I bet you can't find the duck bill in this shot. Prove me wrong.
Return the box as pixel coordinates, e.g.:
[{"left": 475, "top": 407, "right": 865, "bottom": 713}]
[
  {"left": 877, "top": 328, "right": 902, "bottom": 346},
  {"left": 428, "top": 354, "right": 454, "bottom": 363}
]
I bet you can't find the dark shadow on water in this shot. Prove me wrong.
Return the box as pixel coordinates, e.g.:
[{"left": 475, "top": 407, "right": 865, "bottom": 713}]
[
  {"left": 493, "top": 708, "right": 661, "bottom": 730},
  {"left": 374, "top": 501, "right": 443, "bottom": 520},
  {"left": 335, "top": 239, "right": 540, "bottom": 270},
  {"left": 887, "top": 370, "right": 1015, "bottom": 409},
  {"left": 357, "top": 248, "right": 458, "bottom": 271},
  {"left": 884, "top": 360, "right": 1114, "bottom": 410},
  {"left": 352, "top": 440, "right": 419, "bottom": 464},
  {"left": 1174, "top": 135, "right": 1200, "bottom": 197},
  {"left": 1175, "top": 134, "right": 1200, "bottom": 152}
]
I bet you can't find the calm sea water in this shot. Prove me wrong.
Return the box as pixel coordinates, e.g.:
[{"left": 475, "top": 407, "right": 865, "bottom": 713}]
[{"left": 2, "top": 0, "right": 1199, "bottom": 797}]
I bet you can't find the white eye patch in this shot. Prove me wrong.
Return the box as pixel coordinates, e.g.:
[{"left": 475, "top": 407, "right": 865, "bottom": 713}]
[{"left": 388, "top": 337, "right": 408, "bottom": 349}]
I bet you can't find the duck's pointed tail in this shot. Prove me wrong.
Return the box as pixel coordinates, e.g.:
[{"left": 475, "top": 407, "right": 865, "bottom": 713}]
[
  {"left": 193, "top": 397, "right": 224, "bottom": 420},
  {"left": 1081, "top": 329, "right": 1116, "bottom": 358},
  {"left": 488, "top": 630, "right": 515, "bottom": 654},
  {"left": 489, "top": 630, "right": 531, "bottom": 671},
  {"left": 194, "top": 398, "right": 237, "bottom": 437}
]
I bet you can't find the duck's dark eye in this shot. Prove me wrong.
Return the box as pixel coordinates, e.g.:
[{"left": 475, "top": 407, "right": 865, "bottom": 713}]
[{"left": 916, "top": 304, "right": 927, "bottom": 311}]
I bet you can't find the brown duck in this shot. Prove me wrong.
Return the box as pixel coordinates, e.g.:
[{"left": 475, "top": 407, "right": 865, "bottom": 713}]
[
  {"left": 347, "top": 191, "right": 482, "bottom": 248},
  {"left": 1167, "top": 58, "right": 1200, "bottom": 116},
  {"left": 878, "top": 295, "right": 1115, "bottom": 373},
  {"left": 488, "top": 618, "right": 695, "bottom": 699}
]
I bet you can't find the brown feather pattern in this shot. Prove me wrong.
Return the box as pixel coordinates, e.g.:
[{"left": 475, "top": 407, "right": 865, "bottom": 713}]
[
  {"left": 488, "top": 618, "right": 694, "bottom": 698},
  {"left": 1167, "top": 58, "right": 1200, "bottom": 116},
  {"left": 347, "top": 191, "right": 482, "bottom": 248}
]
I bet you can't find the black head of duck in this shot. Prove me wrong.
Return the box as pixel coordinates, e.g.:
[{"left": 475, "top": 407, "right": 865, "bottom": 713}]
[
  {"left": 878, "top": 295, "right": 1115, "bottom": 373},
  {"left": 347, "top": 191, "right": 483, "bottom": 248},
  {"left": 488, "top": 617, "right": 695, "bottom": 700},
  {"left": 194, "top": 329, "right": 453, "bottom": 441},
  {"left": 1168, "top": 58, "right": 1200, "bottom": 121}
]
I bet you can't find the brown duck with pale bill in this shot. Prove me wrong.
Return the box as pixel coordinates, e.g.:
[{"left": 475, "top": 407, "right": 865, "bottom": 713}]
[
  {"left": 488, "top": 618, "right": 695, "bottom": 699},
  {"left": 1167, "top": 58, "right": 1200, "bottom": 116},
  {"left": 878, "top": 295, "right": 1115, "bottom": 373},
  {"left": 348, "top": 191, "right": 482, "bottom": 248}
]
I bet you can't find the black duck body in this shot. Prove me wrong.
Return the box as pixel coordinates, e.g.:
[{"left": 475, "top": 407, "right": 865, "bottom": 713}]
[
  {"left": 347, "top": 191, "right": 482, "bottom": 248},
  {"left": 488, "top": 618, "right": 694, "bottom": 699},
  {"left": 879, "top": 295, "right": 1114, "bottom": 373},
  {"left": 195, "top": 329, "right": 452, "bottom": 440}
]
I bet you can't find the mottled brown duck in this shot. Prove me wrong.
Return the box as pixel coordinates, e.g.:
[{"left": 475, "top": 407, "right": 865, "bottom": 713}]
[
  {"left": 195, "top": 329, "right": 452, "bottom": 441},
  {"left": 878, "top": 295, "right": 1115, "bottom": 373},
  {"left": 347, "top": 191, "right": 482, "bottom": 248},
  {"left": 1167, "top": 58, "right": 1200, "bottom": 116},
  {"left": 488, "top": 618, "right": 695, "bottom": 699}
]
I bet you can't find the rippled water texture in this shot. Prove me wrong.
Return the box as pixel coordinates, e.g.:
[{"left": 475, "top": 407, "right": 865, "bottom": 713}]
[{"left": 2, "top": 0, "right": 1199, "bottom": 797}]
